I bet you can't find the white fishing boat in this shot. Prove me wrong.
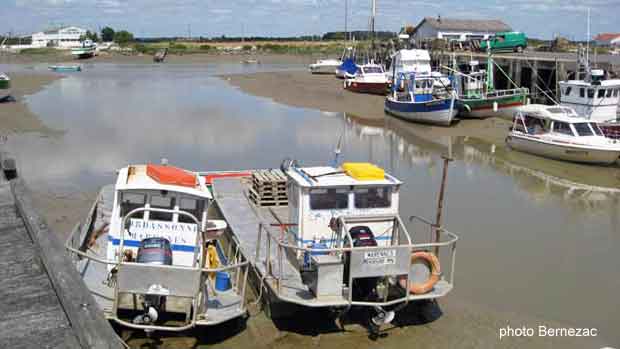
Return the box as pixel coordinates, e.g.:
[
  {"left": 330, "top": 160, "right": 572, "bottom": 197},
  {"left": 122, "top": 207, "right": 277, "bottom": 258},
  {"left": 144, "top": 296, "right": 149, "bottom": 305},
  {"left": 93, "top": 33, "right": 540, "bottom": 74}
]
[
  {"left": 209, "top": 161, "right": 458, "bottom": 328},
  {"left": 506, "top": 104, "right": 620, "bottom": 165},
  {"left": 309, "top": 58, "right": 342, "bottom": 74},
  {"left": 0, "top": 73, "right": 10, "bottom": 101},
  {"left": 344, "top": 63, "right": 388, "bottom": 95},
  {"left": 65, "top": 163, "right": 250, "bottom": 332},
  {"left": 385, "top": 72, "right": 458, "bottom": 126},
  {"left": 71, "top": 39, "right": 96, "bottom": 59}
]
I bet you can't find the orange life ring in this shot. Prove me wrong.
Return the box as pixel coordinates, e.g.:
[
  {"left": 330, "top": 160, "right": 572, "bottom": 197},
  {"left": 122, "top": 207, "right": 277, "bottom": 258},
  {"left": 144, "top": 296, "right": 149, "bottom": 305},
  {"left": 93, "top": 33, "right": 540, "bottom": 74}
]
[{"left": 398, "top": 251, "right": 441, "bottom": 294}]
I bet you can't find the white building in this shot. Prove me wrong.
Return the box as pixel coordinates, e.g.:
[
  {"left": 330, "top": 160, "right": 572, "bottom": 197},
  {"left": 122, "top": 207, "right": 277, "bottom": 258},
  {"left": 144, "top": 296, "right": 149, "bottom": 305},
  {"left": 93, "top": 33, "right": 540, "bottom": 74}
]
[
  {"left": 412, "top": 17, "right": 512, "bottom": 43},
  {"left": 31, "top": 26, "right": 87, "bottom": 48}
]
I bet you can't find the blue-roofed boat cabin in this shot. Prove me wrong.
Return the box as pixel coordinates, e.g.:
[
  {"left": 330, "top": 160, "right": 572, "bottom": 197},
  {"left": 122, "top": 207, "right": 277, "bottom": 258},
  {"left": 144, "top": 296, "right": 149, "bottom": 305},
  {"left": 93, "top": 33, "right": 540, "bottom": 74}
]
[{"left": 385, "top": 71, "right": 458, "bottom": 126}]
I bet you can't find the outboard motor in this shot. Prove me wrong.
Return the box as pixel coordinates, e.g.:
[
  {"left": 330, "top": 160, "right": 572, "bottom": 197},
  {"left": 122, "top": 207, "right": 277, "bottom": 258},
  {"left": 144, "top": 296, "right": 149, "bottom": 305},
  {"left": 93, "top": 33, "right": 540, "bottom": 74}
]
[
  {"left": 132, "top": 237, "right": 173, "bottom": 327},
  {"left": 344, "top": 226, "right": 395, "bottom": 328},
  {"left": 344, "top": 226, "right": 380, "bottom": 299}
]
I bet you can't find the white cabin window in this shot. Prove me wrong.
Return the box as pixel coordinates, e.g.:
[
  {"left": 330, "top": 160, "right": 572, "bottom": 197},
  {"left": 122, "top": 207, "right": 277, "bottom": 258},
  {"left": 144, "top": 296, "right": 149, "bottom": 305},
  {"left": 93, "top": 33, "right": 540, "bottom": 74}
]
[
  {"left": 587, "top": 89, "right": 595, "bottom": 98},
  {"left": 597, "top": 89, "right": 605, "bottom": 98},
  {"left": 149, "top": 195, "right": 175, "bottom": 221},
  {"left": 309, "top": 188, "right": 348, "bottom": 210},
  {"left": 614, "top": 89, "right": 619, "bottom": 97},
  {"left": 552, "top": 121, "right": 574, "bottom": 136},
  {"left": 579, "top": 88, "right": 585, "bottom": 97},
  {"left": 354, "top": 187, "right": 392, "bottom": 208},
  {"left": 573, "top": 123, "right": 594, "bottom": 136},
  {"left": 120, "top": 192, "right": 146, "bottom": 219},
  {"left": 606, "top": 89, "right": 613, "bottom": 98},
  {"left": 564, "top": 87, "right": 572, "bottom": 96},
  {"left": 178, "top": 197, "right": 204, "bottom": 224}
]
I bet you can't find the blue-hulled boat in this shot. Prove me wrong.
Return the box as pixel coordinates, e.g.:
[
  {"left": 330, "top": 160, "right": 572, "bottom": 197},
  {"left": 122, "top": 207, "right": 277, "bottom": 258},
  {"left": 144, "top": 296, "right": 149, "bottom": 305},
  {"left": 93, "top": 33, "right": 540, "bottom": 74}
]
[
  {"left": 384, "top": 72, "right": 458, "bottom": 126},
  {"left": 49, "top": 65, "right": 82, "bottom": 72}
]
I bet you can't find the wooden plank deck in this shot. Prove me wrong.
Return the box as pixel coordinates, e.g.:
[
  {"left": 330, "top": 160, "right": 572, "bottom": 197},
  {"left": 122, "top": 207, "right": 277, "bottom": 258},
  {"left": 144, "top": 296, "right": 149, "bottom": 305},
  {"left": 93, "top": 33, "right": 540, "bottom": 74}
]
[{"left": 0, "top": 176, "right": 124, "bottom": 349}]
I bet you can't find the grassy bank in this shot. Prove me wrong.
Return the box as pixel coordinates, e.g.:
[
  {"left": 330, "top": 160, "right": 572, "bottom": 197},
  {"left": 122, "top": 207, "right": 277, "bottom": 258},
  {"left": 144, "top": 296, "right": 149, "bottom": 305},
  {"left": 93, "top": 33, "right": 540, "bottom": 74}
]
[{"left": 132, "top": 40, "right": 348, "bottom": 56}]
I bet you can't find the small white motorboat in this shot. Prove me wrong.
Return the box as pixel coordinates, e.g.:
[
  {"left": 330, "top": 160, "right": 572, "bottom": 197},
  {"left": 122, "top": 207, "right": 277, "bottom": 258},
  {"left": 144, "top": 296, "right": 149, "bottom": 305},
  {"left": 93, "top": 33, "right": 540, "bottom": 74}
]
[
  {"left": 344, "top": 63, "right": 388, "bottom": 95},
  {"left": 309, "top": 58, "right": 342, "bottom": 74},
  {"left": 506, "top": 104, "right": 620, "bottom": 165},
  {"left": 71, "top": 39, "right": 96, "bottom": 59}
]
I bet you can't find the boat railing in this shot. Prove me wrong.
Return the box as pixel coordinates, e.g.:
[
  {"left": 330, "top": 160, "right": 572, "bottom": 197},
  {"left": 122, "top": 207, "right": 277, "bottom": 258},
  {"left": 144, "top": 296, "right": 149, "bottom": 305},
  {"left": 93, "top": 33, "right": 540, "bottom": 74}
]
[
  {"left": 65, "top": 206, "right": 250, "bottom": 332},
  {"left": 255, "top": 214, "right": 458, "bottom": 307},
  {"left": 485, "top": 87, "right": 529, "bottom": 98}
]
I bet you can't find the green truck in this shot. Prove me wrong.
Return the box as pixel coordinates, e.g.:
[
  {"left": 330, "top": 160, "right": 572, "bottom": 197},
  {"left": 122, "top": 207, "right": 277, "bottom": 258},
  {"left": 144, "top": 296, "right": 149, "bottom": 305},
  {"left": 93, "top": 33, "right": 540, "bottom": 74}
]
[{"left": 480, "top": 32, "right": 528, "bottom": 53}]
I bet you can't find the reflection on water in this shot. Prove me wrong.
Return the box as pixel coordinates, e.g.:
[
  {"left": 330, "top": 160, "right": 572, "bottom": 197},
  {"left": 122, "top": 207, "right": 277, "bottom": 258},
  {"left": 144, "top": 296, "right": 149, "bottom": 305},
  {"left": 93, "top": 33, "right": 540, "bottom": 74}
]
[{"left": 5, "top": 64, "right": 619, "bottom": 345}]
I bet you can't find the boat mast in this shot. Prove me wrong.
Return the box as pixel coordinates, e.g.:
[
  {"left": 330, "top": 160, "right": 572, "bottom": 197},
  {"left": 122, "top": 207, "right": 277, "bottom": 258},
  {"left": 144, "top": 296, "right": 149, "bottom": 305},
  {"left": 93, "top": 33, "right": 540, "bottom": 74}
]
[
  {"left": 345, "top": 0, "right": 348, "bottom": 42},
  {"left": 370, "top": 0, "right": 376, "bottom": 60}
]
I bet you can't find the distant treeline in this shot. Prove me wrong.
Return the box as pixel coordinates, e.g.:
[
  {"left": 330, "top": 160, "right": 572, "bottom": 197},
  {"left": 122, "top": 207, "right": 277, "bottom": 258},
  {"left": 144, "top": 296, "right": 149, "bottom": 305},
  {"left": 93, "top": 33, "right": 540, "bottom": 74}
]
[
  {"left": 322, "top": 31, "right": 397, "bottom": 40},
  {"left": 136, "top": 35, "right": 324, "bottom": 43},
  {"left": 134, "top": 31, "right": 396, "bottom": 43}
]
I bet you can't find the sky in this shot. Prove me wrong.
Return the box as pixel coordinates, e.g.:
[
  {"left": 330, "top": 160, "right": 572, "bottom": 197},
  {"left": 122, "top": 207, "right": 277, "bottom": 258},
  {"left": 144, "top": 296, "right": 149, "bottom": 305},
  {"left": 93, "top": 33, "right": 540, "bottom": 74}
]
[{"left": 2, "top": 0, "right": 618, "bottom": 40}]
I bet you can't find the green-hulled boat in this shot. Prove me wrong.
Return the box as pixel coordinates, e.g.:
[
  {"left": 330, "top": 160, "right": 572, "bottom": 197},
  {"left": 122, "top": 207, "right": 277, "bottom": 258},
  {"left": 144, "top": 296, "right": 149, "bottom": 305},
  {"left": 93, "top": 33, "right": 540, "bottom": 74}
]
[
  {"left": 0, "top": 73, "right": 11, "bottom": 101},
  {"left": 452, "top": 54, "right": 529, "bottom": 119}
]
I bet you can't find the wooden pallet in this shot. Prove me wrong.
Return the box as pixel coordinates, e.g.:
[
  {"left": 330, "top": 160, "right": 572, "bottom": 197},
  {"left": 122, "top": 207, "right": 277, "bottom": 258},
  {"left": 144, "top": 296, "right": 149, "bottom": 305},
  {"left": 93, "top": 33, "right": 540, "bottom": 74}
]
[{"left": 250, "top": 169, "right": 288, "bottom": 206}]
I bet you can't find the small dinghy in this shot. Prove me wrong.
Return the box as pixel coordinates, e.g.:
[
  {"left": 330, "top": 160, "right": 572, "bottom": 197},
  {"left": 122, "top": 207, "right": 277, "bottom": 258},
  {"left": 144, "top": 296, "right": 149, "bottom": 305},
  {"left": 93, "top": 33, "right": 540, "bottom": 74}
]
[{"left": 49, "top": 65, "right": 82, "bottom": 72}]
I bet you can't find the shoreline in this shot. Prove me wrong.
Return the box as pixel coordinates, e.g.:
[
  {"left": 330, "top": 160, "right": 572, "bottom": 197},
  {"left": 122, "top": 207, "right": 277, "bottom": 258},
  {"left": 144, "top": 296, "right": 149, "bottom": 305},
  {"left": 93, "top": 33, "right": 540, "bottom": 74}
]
[
  {"left": 221, "top": 70, "right": 620, "bottom": 189},
  {"left": 0, "top": 71, "right": 60, "bottom": 134}
]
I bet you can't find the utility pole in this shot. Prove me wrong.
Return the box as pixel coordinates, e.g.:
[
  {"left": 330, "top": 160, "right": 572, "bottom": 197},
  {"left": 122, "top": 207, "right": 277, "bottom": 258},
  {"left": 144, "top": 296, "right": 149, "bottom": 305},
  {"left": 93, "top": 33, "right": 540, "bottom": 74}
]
[{"left": 188, "top": 24, "right": 192, "bottom": 40}]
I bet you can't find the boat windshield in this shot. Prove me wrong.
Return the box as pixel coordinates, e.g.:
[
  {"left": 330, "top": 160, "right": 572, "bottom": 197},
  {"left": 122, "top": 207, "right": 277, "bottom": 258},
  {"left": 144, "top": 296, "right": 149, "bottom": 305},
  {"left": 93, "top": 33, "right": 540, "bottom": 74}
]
[
  {"left": 353, "top": 187, "right": 392, "bottom": 209},
  {"left": 573, "top": 123, "right": 594, "bottom": 137},
  {"left": 363, "top": 66, "right": 383, "bottom": 74},
  {"left": 120, "top": 192, "right": 146, "bottom": 219},
  {"left": 589, "top": 123, "right": 604, "bottom": 136},
  {"left": 309, "top": 188, "right": 349, "bottom": 210}
]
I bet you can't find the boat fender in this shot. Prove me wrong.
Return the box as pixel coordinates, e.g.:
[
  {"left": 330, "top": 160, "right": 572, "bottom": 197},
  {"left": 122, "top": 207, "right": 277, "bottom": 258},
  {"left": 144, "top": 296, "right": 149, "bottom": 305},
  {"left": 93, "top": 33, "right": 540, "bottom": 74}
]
[{"left": 398, "top": 251, "right": 440, "bottom": 294}]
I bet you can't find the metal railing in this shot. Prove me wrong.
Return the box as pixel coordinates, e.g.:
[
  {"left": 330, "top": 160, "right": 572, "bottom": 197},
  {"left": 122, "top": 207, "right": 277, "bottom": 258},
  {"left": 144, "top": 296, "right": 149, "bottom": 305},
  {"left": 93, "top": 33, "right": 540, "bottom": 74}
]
[
  {"left": 65, "top": 206, "right": 250, "bottom": 332},
  {"left": 254, "top": 214, "right": 458, "bottom": 308}
]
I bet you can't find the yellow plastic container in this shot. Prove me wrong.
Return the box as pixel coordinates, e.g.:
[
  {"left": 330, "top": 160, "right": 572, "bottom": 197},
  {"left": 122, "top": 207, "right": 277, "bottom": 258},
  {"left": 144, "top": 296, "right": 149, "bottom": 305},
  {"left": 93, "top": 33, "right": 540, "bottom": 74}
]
[{"left": 342, "top": 162, "right": 385, "bottom": 181}]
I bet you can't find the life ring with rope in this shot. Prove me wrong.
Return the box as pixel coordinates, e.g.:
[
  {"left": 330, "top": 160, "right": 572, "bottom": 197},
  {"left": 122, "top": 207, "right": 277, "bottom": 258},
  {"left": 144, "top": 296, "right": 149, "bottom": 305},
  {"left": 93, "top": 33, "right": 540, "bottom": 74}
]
[{"left": 398, "top": 251, "right": 441, "bottom": 294}]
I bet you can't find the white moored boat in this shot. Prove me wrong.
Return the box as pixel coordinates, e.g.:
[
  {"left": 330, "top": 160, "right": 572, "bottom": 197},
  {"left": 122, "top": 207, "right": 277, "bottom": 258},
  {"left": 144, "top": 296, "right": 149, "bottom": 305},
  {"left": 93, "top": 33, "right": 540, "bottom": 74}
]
[
  {"left": 210, "top": 161, "right": 459, "bottom": 327},
  {"left": 66, "top": 163, "right": 250, "bottom": 332},
  {"left": 309, "top": 58, "right": 342, "bottom": 74},
  {"left": 0, "top": 73, "right": 11, "bottom": 101},
  {"left": 506, "top": 104, "right": 620, "bottom": 165},
  {"left": 71, "top": 39, "right": 96, "bottom": 59},
  {"left": 344, "top": 63, "right": 388, "bottom": 95}
]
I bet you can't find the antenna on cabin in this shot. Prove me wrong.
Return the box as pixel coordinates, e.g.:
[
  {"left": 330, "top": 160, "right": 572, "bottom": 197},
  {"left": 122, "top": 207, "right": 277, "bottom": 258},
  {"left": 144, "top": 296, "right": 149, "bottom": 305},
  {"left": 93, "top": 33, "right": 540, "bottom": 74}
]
[
  {"left": 586, "top": 8, "right": 590, "bottom": 73},
  {"left": 330, "top": 123, "right": 346, "bottom": 167}
]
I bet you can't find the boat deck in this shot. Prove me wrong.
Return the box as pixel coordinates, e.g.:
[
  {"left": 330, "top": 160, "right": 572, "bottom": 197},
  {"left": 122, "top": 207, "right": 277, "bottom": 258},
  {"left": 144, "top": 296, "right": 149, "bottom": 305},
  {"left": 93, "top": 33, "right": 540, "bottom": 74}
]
[
  {"left": 0, "top": 178, "right": 122, "bottom": 348},
  {"left": 213, "top": 176, "right": 453, "bottom": 307}
]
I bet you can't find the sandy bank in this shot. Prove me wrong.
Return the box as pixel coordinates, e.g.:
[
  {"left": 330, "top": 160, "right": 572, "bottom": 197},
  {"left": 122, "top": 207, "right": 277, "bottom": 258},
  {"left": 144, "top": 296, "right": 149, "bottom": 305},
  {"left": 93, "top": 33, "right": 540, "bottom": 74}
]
[
  {"left": 0, "top": 52, "right": 318, "bottom": 66},
  {"left": 0, "top": 72, "right": 59, "bottom": 134}
]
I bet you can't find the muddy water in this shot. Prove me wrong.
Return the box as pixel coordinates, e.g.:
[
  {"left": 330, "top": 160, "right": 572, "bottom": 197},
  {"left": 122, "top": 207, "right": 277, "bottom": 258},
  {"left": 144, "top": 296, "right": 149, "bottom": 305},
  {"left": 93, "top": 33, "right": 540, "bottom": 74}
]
[{"left": 4, "top": 63, "right": 619, "bottom": 348}]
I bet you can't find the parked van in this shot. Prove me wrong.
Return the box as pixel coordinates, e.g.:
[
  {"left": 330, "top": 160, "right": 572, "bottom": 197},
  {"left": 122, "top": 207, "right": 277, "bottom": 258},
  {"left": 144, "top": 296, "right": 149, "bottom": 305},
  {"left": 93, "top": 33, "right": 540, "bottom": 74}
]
[{"left": 480, "top": 32, "right": 528, "bottom": 53}]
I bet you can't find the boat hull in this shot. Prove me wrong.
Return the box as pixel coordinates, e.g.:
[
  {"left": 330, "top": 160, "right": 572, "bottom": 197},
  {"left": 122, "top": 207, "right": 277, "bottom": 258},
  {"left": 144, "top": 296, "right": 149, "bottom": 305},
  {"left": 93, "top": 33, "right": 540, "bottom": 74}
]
[
  {"left": 458, "top": 94, "right": 526, "bottom": 119},
  {"left": 49, "top": 66, "right": 82, "bottom": 72},
  {"left": 71, "top": 48, "right": 95, "bottom": 59},
  {"left": 506, "top": 134, "right": 620, "bottom": 165},
  {"left": 344, "top": 80, "right": 387, "bottom": 95},
  {"left": 0, "top": 77, "right": 10, "bottom": 100},
  {"left": 309, "top": 65, "right": 339, "bottom": 74},
  {"left": 385, "top": 97, "right": 457, "bottom": 126}
]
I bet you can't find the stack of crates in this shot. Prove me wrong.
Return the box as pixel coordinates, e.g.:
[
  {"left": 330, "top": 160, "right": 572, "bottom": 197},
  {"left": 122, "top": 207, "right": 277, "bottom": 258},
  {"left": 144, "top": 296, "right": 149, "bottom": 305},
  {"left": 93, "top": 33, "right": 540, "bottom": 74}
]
[{"left": 249, "top": 169, "right": 288, "bottom": 206}]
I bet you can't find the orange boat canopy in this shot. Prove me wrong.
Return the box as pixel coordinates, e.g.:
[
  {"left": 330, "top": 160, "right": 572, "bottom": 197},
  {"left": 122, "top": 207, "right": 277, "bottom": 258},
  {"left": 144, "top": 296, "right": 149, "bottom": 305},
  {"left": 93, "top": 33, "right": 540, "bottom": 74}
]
[{"left": 146, "top": 164, "right": 197, "bottom": 188}]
